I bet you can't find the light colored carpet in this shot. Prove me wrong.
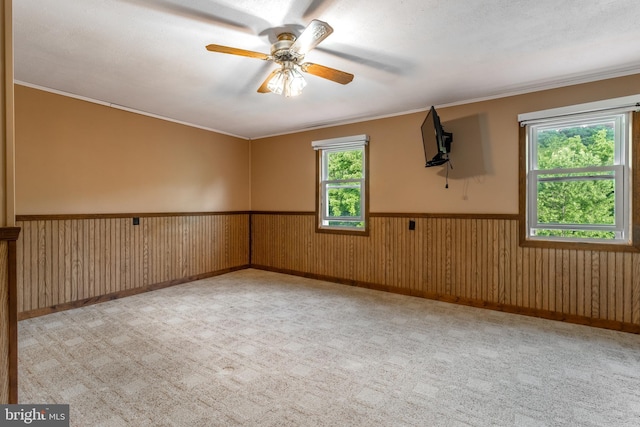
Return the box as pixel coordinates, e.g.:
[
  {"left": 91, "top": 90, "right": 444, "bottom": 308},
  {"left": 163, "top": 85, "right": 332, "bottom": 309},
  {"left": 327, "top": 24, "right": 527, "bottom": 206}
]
[{"left": 18, "top": 269, "right": 640, "bottom": 426}]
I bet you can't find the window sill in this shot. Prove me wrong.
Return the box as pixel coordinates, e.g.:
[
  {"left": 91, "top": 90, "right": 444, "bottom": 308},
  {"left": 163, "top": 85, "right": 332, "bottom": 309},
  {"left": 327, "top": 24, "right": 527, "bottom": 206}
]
[
  {"left": 519, "top": 237, "right": 640, "bottom": 253},
  {"left": 316, "top": 226, "right": 370, "bottom": 237}
]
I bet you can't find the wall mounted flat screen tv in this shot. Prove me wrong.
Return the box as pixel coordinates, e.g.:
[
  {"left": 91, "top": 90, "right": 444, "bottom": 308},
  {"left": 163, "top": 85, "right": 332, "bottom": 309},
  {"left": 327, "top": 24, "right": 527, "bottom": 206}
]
[{"left": 421, "top": 106, "right": 453, "bottom": 167}]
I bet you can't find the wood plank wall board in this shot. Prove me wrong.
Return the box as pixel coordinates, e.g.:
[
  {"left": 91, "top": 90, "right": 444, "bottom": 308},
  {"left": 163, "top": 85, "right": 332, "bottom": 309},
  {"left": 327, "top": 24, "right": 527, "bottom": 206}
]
[
  {"left": 0, "top": 241, "right": 8, "bottom": 403},
  {"left": 251, "top": 212, "right": 640, "bottom": 332},
  {"left": 16, "top": 213, "right": 249, "bottom": 315},
  {"left": 14, "top": 210, "right": 640, "bottom": 333},
  {"left": 0, "top": 228, "right": 21, "bottom": 404}
]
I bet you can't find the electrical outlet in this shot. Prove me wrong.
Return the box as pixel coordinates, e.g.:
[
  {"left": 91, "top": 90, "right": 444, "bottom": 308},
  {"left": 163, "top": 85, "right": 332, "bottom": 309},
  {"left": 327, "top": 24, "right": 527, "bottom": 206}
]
[
  {"left": 133, "top": 217, "right": 140, "bottom": 226},
  {"left": 409, "top": 220, "right": 416, "bottom": 230}
]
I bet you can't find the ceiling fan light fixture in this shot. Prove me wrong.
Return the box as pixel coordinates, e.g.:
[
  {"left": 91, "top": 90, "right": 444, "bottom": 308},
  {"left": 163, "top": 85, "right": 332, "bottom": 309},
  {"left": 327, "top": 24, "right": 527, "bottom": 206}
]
[
  {"left": 266, "top": 70, "right": 286, "bottom": 95},
  {"left": 285, "top": 67, "right": 307, "bottom": 97},
  {"left": 267, "top": 62, "right": 307, "bottom": 97}
]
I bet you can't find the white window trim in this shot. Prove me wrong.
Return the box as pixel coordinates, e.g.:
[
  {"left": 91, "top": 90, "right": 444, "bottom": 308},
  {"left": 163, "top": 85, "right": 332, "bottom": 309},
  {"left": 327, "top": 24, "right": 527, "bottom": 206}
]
[
  {"left": 312, "top": 134, "right": 369, "bottom": 150},
  {"left": 321, "top": 148, "right": 365, "bottom": 225},
  {"left": 312, "top": 134, "right": 369, "bottom": 231},
  {"left": 522, "top": 108, "right": 632, "bottom": 244},
  {"left": 518, "top": 94, "right": 640, "bottom": 125}
]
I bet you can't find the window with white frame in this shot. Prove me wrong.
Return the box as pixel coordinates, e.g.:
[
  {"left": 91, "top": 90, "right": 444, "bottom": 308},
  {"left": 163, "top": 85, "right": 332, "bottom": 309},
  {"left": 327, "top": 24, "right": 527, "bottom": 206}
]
[
  {"left": 312, "top": 134, "right": 369, "bottom": 233},
  {"left": 520, "top": 97, "right": 639, "bottom": 244}
]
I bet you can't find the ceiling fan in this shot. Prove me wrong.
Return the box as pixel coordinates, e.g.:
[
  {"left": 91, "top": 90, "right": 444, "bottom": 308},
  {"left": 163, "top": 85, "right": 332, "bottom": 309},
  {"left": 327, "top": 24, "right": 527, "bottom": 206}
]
[{"left": 206, "top": 19, "right": 354, "bottom": 97}]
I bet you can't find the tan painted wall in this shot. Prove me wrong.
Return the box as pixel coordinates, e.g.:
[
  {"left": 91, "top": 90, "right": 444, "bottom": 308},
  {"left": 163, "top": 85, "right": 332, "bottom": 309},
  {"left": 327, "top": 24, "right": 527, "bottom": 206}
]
[
  {"left": 14, "top": 73, "right": 640, "bottom": 216},
  {"left": 251, "top": 73, "right": 640, "bottom": 213},
  {"left": 15, "top": 85, "right": 251, "bottom": 215}
]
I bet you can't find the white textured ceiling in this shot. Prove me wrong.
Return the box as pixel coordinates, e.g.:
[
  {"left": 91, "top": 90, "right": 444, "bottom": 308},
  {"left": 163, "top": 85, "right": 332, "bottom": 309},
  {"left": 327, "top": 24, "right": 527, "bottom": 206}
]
[{"left": 14, "top": 0, "right": 640, "bottom": 139}]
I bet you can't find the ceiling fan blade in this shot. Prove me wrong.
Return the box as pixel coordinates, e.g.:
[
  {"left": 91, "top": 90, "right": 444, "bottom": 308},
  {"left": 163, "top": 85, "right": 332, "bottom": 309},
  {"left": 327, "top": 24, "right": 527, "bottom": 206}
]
[
  {"left": 206, "top": 44, "right": 270, "bottom": 60},
  {"left": 301, "top": 0, "right": 336, "bottom": 20},
  {"left": 290, "top": 19, "right": 333, "bottom": 55},
  {"left": 257, "top": 70, "right": 279, "bottom": 93},
  {"left": 300, "top": 63, "right": 354, "bottom": 85},
  {"left": 123, "top": 0, "right": 254, "bottom": 33},
  {"left": 122, "top": 0, "right": 271, "bottom": 34}
]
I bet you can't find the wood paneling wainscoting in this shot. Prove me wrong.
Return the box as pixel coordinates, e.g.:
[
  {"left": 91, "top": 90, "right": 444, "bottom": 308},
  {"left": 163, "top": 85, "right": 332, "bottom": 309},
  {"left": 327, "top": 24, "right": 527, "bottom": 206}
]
[
  {"left": 16, "top": 213, "right": 249, "bottom": 319},
  {"left": 1, "top": 227, "right": 21, "bottom": 404},
  {"left": 14, "top": 211, "right": 640, "bottom": 334},
  {"left": 251, "top": 212, "right": 640, "bottom": 333}
]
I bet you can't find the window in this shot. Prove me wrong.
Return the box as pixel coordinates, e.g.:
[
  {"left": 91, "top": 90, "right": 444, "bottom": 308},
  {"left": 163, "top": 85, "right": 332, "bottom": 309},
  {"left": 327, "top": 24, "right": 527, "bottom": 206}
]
[
  {"left": 519, "top": 96, "right": 639, "bottom": 249},
  {"left": 312, "top": 134, "right": 369, "bottom": 234}
]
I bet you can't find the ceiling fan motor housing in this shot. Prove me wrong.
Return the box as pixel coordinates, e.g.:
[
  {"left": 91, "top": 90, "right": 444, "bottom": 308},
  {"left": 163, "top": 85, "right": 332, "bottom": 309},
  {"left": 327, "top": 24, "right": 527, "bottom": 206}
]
[{"left": 271, "top": 33, "right": 302, "bottom": 63}]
